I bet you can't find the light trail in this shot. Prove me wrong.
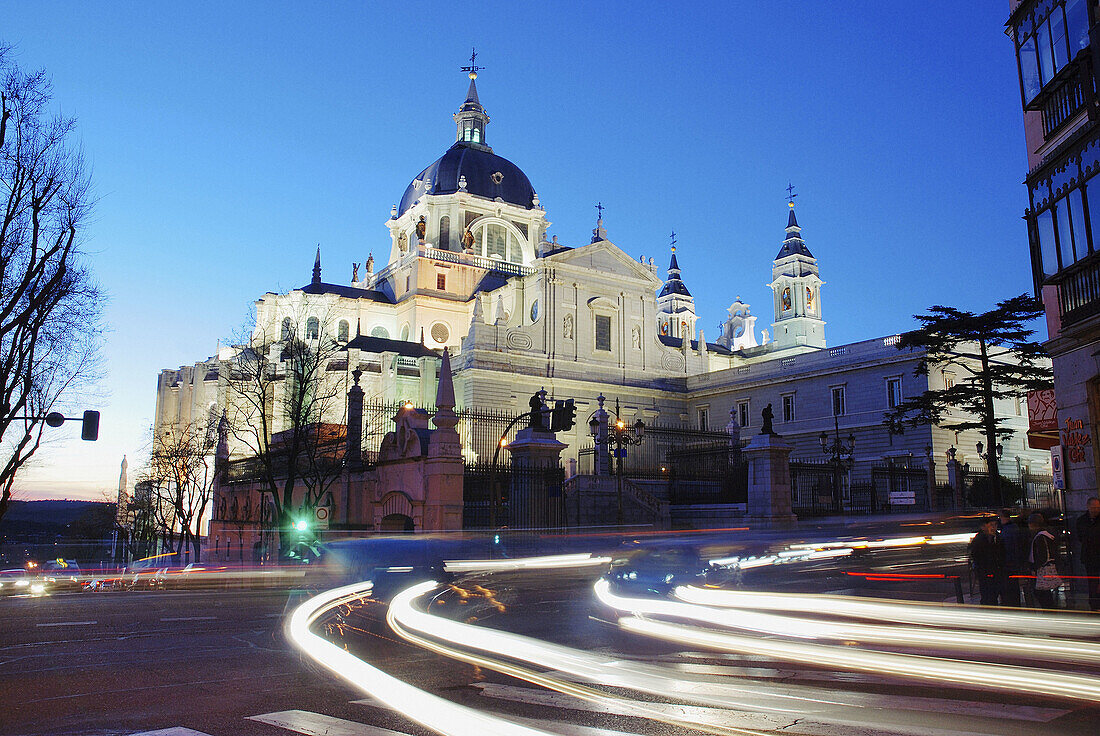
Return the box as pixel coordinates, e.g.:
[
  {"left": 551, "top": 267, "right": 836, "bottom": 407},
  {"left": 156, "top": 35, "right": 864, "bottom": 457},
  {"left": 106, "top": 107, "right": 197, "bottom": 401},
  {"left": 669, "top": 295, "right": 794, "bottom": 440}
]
[
  {"left": 592, "top": 580, "right": 1100, "bottom": 665},
  {"left": 386, "top": 582, "right": 779, "bottom": 736},
  {"left": 616, "top": 615, "right": 1100, "bottom": 703},
  {"left": 443, "top": 553, "right": 612, "bottom": 573},
  {"left": 675, "top": 586, "right": 1100, "bottom": 636},
  {"left": 286, "top": 579, "right": 560, "bottom": 736},
  {"left": 386, "top": 580, "right": 1050, "bottom": 735}
]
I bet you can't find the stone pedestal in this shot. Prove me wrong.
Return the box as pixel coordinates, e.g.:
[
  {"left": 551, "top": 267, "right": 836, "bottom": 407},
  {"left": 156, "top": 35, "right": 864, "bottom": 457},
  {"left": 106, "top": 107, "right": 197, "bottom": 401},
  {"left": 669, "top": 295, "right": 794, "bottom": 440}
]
[
  {"left": 506, "top": 427, "right": 568, "bottom": 468},
  {"left": 505, "top": 427, "right": 567, "bottom": 528},
  {"left": 743, "top": 432, "right": 797, "bottom": 527}
]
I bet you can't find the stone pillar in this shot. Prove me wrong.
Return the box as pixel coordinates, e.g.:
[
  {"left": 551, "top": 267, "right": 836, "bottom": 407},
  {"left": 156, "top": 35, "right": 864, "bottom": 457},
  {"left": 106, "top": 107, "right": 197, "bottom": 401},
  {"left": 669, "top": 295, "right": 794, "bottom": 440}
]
[
  {"left": 506, "top": 426, "right": 567, "bottom": 529},
  {"left": 593, "top": 393, "right": 611, "bottom": 476},
  {"left": 425, "top": 348, "right": 463, "bottom": 531},
  {"left": 926, "top": 458, "right": 937, "bottom": 511},
  {"left": 743, "top": 432, "right": 797, "bottom": 527},
  {"left": 345, "top": 369, "right": 364, "bottom": 466},
  {"left": 947, "top": 460, "right": 963, "bottom": 510}
]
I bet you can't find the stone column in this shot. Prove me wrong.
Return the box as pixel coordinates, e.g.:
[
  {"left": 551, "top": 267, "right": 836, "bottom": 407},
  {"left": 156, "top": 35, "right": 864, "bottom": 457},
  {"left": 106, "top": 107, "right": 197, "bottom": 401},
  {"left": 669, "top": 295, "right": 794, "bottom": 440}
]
[
  {"left": 505, "top": 426, "right": 567, "bottom": 528},
  {"left": 345, "top": 369, "right": 364, "bottom": 466},
  {"left": 947, "top": 459, "right": 962, "bottom": 510},
  {"left": 926, "top": 457, "right": 937, "bottom": 512},
  {"left": 425, "top": 348, "right": 464, "bottom": 530},
  {"left": 743, "top": 432, "right": 797, "bottom": 527}
]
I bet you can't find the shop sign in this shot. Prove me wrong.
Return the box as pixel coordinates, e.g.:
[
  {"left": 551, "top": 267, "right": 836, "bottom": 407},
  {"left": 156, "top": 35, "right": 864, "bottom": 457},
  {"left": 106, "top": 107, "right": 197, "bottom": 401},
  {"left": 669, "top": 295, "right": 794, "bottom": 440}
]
[
  {"left": 1061, "top": 417, "right": 1092, "bottom": 463},
  {"left": 1051, "top": 445, "right": 1065, "bottom": 490}
]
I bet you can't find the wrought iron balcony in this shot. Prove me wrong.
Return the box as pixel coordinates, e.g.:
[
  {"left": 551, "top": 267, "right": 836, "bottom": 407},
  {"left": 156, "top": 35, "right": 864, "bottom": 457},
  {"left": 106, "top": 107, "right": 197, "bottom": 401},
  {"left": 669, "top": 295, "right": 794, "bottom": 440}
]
[
  {"left": 1028, "top": 57, "right": 1095, "bottom": 140},
  {"left": 1055, "top": 250, "right": 1100, "bottom": 326}
]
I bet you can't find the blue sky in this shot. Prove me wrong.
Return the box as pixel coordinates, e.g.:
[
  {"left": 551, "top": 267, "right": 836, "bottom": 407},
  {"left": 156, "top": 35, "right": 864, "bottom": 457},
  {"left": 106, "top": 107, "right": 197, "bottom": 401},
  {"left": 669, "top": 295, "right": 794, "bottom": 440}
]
[{"left": 5, "top": 1, "right": 1033, "bottom": 501}]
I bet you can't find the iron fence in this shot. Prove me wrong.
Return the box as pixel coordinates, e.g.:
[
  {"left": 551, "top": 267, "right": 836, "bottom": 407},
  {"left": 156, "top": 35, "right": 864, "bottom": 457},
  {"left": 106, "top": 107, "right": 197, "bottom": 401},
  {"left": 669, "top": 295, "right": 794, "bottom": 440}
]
[{"left": 462, "top": 460, "right": 565, "bottom": 530}]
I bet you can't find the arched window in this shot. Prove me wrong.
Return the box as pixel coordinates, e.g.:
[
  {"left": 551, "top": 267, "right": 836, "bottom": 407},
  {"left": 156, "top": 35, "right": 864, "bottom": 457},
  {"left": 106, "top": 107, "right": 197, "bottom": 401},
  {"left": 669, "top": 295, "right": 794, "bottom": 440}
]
[
  {"left": 281, "top": 317, "right": 293, "bottom": 341},
  {"left": 337, "top": 320, "right": 350, "bottom": 343},
  {"left": 472, "top": 127, "right": 481, "bottom": 143},
  {"left": 438, "top": 216, "right": 450, "bottom": 250},
  {"left": 400, "top": 323, "right": 410, "bottom": 341},
  {"left": 305, "top": 317, "right": 320, "bottom": 340}
]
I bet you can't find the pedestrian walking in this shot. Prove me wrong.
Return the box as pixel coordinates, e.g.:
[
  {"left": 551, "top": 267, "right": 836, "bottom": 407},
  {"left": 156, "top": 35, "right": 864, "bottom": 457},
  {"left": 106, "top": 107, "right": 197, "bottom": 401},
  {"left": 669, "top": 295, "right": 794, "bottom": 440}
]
[
  {"left": 969, "top": 516, "right": 1005, "bottom": 606},
  {"left": 1075, "top": 497, "right": 1100, "bottom": 612},
  {"left": 999, "top": 509, "right": 1029, "bottom": 607},
  {"left": 1028, "top": 512, "right": 1062, "bottom": 610}
]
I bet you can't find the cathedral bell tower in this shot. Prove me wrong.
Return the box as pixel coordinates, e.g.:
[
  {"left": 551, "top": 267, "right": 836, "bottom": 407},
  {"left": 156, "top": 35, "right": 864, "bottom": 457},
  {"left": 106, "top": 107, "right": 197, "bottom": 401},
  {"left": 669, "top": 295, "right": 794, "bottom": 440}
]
[
  {"left": 656, "top": 235, "right": 697, "bottom": 340},
  {"left": 768, "top": 202, "right": 825, "bottom": 351}
]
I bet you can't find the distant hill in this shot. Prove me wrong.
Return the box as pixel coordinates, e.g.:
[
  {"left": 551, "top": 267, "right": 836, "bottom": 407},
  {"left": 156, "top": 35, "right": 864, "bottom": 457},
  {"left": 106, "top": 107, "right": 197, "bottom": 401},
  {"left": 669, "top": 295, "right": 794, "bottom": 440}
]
[{"left": 1, "top": 500, "right": 116, "bottom": 541}]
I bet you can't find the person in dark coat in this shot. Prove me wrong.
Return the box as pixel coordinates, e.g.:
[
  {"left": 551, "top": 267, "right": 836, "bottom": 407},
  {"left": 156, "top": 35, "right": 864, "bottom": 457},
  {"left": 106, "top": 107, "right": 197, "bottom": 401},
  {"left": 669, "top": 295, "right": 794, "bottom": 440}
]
[
  {"left": 969, "top": 516, "right": 1005, "bottom": 606},
  {"left": 1028, "top": 512, "right": 1059, "bottom": 610},
  {"left": 999, "top": 509, "right": 1029, "bottom": 607},
  {"left": 1076, "top": 497, "right": 1100, "bottom": 611}
]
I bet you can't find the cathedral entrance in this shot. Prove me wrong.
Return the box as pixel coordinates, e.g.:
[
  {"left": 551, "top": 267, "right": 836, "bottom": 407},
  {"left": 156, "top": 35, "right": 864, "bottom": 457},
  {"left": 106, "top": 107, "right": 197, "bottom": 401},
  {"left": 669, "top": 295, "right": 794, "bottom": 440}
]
[{"left": 380, "top": 513, "right": 414, "bottom": 532}]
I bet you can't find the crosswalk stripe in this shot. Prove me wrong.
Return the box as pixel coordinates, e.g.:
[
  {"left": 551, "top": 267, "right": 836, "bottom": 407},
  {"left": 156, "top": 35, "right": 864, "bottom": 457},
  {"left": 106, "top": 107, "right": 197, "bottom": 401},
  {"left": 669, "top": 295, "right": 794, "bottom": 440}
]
[
  {"left": 469, "top": 682, "right": 858, "bottom": 735},
  {"left": 351, "top": 700, "right": 643, "bottom": 736},
  {"left": 247, "top": 709, "right": 412, "bottom": 736},
  {"left": 127, "top": 728, "right": 217, "bottom": 736},
  {"left": 471, "top": 682, "right": 1042, "bottom": 736}
]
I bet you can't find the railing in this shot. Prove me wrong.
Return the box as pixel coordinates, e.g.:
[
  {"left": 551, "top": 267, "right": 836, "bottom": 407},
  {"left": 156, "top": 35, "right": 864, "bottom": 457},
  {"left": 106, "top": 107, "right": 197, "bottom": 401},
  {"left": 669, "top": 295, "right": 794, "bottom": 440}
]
[
  {"left": 1055, "top": 251, "right": 1100, "bottom": 326},
  {"left": 1036, "top": 60, "right": 1093, "bottom": 138},
  {"left": 421, "top": 246, "right": 535, "bottom": 276}
]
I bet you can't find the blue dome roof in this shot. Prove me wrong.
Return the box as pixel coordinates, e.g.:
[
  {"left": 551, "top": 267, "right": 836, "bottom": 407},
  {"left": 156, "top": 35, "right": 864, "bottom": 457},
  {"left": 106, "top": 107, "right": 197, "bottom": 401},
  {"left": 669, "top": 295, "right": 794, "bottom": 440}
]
[{"left": 398, "top": 143, "right": 536, "bottom": 215}]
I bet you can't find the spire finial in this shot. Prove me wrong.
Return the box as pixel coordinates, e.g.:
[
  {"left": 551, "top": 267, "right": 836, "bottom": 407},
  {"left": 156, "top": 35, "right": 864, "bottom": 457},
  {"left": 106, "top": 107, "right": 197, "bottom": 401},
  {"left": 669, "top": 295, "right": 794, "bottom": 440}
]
[
  {"left": 312, "top": 245, "right": 321, "bottom": 284},
  {"left": 670, "top": 229, "right": 677, "bottom": 253},
  {"left": 786, "top": 181, "right": 797, "bottom": 206},
  {"left": 461, "top": 47, "right": 484, "bottom": 80},
  {"left": 596, "top": 201, "right": 604, "bottom": 222}
]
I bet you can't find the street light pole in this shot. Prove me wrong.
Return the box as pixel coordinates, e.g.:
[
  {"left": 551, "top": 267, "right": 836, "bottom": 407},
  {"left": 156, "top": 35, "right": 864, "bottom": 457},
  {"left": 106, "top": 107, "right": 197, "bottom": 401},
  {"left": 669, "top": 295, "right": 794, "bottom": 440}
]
[
  {"left": 589, "top": 395, "right": 644, "bottom": 526},
  {"left": 819, "top": 415, "right": 855, "bottom": 513}
]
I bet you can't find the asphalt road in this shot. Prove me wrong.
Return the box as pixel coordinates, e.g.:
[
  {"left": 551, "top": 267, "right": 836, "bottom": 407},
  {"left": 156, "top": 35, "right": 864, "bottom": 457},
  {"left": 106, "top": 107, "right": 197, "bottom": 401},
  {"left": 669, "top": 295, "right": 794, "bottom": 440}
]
[
  {"left": 4, "top": 526, "right": 1100, "bottom": 736},
  {"left": 0, "top": 588, "right": 431, "bottom": 736}
]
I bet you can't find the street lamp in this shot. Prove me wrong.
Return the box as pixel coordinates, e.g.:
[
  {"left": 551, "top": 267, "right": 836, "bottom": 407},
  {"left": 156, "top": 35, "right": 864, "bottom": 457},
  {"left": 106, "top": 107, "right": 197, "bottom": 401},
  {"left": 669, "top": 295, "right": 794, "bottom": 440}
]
[
  {"left": 818, "top": 415, "right": 855, "bottom": 512},
  {"left": 975, "top": 440, "right": 1003, "bottom": 461},
  {"left": 589, "top": 395, "right": 644, "bottom": 525}
]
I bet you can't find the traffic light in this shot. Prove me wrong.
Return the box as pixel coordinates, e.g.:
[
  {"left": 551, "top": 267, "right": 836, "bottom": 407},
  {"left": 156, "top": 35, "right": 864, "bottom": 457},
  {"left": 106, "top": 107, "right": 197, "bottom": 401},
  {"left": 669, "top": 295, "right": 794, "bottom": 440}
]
[
  {"left": 81, "top": 410, "right": 100, "bottom": 441},
  {"left": 550, "top": 398, "right": 576, "bottom": 432}
]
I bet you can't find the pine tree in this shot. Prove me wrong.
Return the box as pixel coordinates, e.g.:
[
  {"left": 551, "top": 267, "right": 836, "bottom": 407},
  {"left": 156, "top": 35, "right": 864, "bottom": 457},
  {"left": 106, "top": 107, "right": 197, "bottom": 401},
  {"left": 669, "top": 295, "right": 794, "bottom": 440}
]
[{"left": 885, "top": 294, "right": 1053, "bottom": 506}]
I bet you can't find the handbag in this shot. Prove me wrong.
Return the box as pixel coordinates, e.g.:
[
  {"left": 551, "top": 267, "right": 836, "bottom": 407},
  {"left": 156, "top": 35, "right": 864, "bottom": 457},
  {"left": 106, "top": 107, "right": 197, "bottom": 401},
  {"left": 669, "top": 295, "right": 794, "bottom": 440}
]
[{"left": 1035, "top": 560, "right": 1062, "bottom": 590}]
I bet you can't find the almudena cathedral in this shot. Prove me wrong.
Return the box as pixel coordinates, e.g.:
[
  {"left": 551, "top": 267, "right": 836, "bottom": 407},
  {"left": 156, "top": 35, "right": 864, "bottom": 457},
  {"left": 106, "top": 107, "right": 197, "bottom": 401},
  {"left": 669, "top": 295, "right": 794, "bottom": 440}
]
[{"left": 153, "top": 71, "right": 1051, "bottom": 542}]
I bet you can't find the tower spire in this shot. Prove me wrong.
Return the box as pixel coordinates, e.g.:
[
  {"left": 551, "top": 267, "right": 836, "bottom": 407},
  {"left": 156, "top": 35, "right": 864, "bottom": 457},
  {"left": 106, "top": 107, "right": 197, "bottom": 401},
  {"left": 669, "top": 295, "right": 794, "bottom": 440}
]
[
  {"left": 312, "top": 245, "right": 322, "bottom": 284},
  {"left": 455, "top": 48, "right": 490, "bottom": 149}
]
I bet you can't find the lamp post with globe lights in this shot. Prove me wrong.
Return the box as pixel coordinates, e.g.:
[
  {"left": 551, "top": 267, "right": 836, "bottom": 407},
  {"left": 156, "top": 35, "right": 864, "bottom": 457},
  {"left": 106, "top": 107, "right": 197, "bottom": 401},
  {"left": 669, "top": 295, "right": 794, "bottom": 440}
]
[
  {"left": 819, "top": 416, "right": 855, "bottom": 513},
  {"left": 589, "top": 395, "right": 644, "bottom": 525}
]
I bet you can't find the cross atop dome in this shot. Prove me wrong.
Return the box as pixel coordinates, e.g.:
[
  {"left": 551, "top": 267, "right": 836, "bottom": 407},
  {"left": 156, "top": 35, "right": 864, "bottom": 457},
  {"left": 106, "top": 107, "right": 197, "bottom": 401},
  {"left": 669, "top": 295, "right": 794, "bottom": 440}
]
[
  {"left": 455, "top": 49, "right": 490, "bottom": 150},
  {"left": 591, "top": 201, "right": 608, "bottom": 243}
]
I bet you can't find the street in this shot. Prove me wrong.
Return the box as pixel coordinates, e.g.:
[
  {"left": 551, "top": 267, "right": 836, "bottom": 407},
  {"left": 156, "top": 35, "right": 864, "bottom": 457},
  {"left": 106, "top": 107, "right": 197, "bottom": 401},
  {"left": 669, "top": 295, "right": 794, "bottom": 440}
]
[{"left": 4, "top": 528, "right": 1100, "bottom": 736}]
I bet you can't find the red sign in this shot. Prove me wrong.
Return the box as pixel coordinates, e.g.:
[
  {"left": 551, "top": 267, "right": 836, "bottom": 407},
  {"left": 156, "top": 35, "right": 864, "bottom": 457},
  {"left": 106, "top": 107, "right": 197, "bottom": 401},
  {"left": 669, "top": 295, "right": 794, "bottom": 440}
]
[
  {"left": 1062, "top": 417, "right": 1092, "bottom": 463},
  {"left": 1028, "top": 389, "right": 1058, "bottom": 433}
]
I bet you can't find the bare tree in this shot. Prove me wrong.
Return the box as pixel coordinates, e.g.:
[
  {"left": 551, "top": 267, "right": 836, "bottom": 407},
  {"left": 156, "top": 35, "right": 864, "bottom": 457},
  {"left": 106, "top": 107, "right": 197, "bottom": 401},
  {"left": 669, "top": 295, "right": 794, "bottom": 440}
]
[
  {"left": 0, "top": 47, "right": 102, "bottom": 522},
  {"left": 224, "top": 309, "right": 347, "bottom": 559},
  {"left": 146, "top": 420, "right": 218, "bottom": 562}
]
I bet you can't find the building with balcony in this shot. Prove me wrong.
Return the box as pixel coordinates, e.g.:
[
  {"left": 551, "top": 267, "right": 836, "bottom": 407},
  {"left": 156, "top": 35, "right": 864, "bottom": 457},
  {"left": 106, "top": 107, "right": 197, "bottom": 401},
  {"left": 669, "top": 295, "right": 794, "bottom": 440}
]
[{"left": 1008, "top": 0, "right": 1099, "bottom": 513}]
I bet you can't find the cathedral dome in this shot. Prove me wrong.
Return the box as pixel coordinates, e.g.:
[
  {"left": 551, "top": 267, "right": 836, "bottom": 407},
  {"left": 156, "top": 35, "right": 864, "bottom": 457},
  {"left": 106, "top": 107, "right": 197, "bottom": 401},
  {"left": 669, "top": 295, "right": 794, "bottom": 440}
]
[{"left": 398, "top": 143, "right": 536, "bottom": 216}]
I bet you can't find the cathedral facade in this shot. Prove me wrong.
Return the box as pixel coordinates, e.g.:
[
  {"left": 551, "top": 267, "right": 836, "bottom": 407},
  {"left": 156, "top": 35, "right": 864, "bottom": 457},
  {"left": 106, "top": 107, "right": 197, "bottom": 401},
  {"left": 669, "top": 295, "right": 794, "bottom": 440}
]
[{"left": 154, "top": 71, "right": 1050, "bottom": 536}]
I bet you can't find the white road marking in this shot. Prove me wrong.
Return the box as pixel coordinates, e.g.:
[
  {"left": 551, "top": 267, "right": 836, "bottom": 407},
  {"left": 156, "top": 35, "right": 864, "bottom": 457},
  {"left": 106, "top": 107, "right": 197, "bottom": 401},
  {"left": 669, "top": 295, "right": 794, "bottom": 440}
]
[
  {"left": 35, "top": 620, "right": 96, "bottom": 627},
  {"left": 470, "top": 682, "right": 857, "bottom": 736},
  {"left": 127, "top": 728, "right": 217, "bottom": 736},
  {"left": 159, "top": 616, "right": 217, "bottom": 622},
  {"left": 248, "top": 710, "right": 412, "bottom": 736}
]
